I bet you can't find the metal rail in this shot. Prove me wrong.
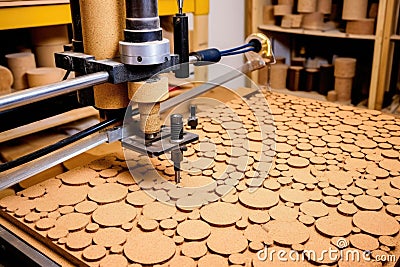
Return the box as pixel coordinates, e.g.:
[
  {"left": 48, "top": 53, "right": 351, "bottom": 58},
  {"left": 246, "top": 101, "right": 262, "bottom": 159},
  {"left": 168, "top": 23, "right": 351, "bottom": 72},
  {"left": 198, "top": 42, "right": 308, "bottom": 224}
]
[
  {"left": 0, "top": 132, "right": 108, "bottom": 190},
  {"left": 0, "top": 71, "right": 109, "bottom": 112}
]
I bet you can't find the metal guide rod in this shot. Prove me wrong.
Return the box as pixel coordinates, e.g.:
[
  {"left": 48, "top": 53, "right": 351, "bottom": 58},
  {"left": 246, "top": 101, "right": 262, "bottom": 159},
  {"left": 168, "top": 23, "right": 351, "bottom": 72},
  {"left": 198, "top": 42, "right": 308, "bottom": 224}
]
[
  {"left": 0, "top": 132, "right": 108, "bottom": 190},
  {"left": 0, "top": 71, "right": 109, "bottom": 112},
  {"left": 160, "top": 58, "right": 265, "bottom": 113}
]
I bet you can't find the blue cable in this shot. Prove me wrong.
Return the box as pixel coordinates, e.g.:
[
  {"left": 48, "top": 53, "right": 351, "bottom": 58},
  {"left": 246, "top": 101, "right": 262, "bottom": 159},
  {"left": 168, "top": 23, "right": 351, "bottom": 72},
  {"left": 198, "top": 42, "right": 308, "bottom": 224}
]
[
  {"left": 219, "top": 43, "right": 252, "bottom": 54},
  {"left": 221, "top": 47, "right": 255, "bottom": 57}
]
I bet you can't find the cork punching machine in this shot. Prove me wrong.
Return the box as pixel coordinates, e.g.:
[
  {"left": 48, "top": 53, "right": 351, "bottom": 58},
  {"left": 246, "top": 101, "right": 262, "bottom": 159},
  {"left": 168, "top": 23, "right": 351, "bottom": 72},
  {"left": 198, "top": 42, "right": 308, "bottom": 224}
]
[{"left": 0, "top": 0, "right": 275, "bottom": 188}]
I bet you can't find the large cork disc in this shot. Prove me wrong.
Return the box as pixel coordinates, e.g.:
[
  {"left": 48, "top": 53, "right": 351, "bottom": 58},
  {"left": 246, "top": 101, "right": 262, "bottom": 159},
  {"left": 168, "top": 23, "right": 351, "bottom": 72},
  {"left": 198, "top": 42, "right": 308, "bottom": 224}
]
[
  {"left": 353, "top": 211, "right": 399, "bottom": 236},
  {"left": 124, "top": 232, "right": 176, "bottom": 265},
  {"left": 200, "top": 202, "right": 242, "bottom": 226},
  {"left": 206, "top": 228, "right": 248, "bottom": 255},
  {"left": 92, "top": 202, "right": 137, "bottom": 227},
  {"left": 239, "top": 188, "right": 279, "bottom": 209}
]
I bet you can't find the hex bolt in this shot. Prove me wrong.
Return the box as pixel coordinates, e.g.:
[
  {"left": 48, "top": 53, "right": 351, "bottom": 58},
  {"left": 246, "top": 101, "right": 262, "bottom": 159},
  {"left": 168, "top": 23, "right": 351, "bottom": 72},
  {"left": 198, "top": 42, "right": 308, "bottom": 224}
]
[
  {"left": 170, "top": 114, "right": 183, "bottom": 143},
  {"left": 188, "top": 105, "right": 198, "bottom": 130}
]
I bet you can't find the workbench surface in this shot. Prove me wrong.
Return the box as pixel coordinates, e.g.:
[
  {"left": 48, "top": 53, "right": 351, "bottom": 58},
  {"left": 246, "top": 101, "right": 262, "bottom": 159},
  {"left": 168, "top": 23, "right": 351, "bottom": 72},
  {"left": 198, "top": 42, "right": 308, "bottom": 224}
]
[{"left": 1, "top": 90, "right": 400, "bottom": 266}]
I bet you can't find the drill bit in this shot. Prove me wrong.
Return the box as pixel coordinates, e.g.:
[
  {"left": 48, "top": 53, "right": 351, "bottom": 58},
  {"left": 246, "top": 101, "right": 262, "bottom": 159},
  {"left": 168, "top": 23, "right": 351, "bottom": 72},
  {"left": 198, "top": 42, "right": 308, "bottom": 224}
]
[{"left": 177, "top": 0, "right": 183, "bottom": 14}]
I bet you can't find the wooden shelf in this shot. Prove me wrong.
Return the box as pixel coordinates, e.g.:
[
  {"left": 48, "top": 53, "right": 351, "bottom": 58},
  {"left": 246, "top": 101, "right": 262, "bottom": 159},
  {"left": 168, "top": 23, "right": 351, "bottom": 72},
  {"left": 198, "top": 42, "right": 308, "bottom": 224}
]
[
  {"left": 0, "top": 0, "right": 209, "bottom": 30},
  {"left": 391, "top": 35, "right": 400, "bottom": 41},
  {"left": 258, "top": 24, "right": 376, "bottom": 40}
]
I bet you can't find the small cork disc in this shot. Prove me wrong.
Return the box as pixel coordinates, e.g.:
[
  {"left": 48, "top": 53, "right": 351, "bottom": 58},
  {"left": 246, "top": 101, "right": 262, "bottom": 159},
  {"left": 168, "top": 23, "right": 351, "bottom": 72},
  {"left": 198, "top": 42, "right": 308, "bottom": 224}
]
[
  {"left": 142, "top": 202, "right": 177, "bottom": 220},
  {"left": 206, "top": 228, "right": 248, "bottom": 255},
  {"left": 124, "top": 232, "right": 176, "bottom": 265},
  {"left": 349, "top": 233, "right": 379, "bottom": 251},
  {"left": 248, "top": 210, "right": 271, "bottom": 224},
  {"left": 93, "top": 227, "right": 127, "bottom": 248},
  {"left": 47, "top": 227, "right": 68, "bottom": 240},
  {"left": 337, "top": 203, "right": 358, "bottom": 216},
  {"left": 198, "top": 254, "right": 228, "bottom": 267},
  {"left": 65, "top": 231, "right": 92, "bottom": 251},
  {"left": 181, "top": 241, "right": 208, "bottom": 259},
  {"left": 315, "top": 214, "right": 353, "bottom": 237},
  {"left": 58, "top": 167, "right": 98, "bottom": 185},
  {"left": 200, "top": 202, "right": 241, "bottom": 226},
  {"left": 353, "top": 211, "right": 399, "bottom": 236},
  {"left": 82, "top": 245, "right": 107, "bottom": 262},
  {"left": 263, "top": 220, "right": 310, "bottom": 246},
  {"left": 74, "top": 201, "right": 98, "bottom": 214},
  {"left": 92, "top": 202, "right": 137, "bottom": 227},
  {"left": 300, "top": 201, "right": 329, "bottom": 218},
  {"left": 239, "top": 188, "right": 279, "bottom": 209},
  {"left": 51, "top": 185, "right": 89, "bottom": 206},
  {"left": 126, "top": 191, "right": 155, "bottom": 206},
  {"left": 55, "top": 213, "right": 90, "bottom": 231},
  {"left": 269, "top": 205, "right": 298, "bottom": 221},
  {"left": 280, "top": 189, "right": 309, "bottom": 204},
  {"left": 354, "top": 195, "right": 383, "bottom": 211},
  {"left": 88, "top": 183, "right": 128, "bottom": 204},
  {"left": 287, "top": 156, "right": 310, "bottom": 168},
  {"left": 177, "top": 220, "right": 211, "bottom": 241}
]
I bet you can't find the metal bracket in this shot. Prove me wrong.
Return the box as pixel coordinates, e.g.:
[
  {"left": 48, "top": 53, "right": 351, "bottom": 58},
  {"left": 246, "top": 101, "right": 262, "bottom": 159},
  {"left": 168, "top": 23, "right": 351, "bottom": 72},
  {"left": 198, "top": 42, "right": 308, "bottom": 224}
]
[
  {"left": 55, "top": 51, "right": 180, "bottom": 84},
  {"left": 121, "top": 126, "right": 198, "bottom": 156}
]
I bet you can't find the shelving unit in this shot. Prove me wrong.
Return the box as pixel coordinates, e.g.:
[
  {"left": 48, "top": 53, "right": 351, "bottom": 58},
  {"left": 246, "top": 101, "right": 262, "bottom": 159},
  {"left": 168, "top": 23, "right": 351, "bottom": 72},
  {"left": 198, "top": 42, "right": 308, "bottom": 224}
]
[
  {"left": 247, "top": 0, "right": 399, "bottom": 110},
  {"left": 259, "top": 24, "right": 376, "bottom": 40},
  {"left": 0, "top": 0, "right": 209, "bottom": 30}
]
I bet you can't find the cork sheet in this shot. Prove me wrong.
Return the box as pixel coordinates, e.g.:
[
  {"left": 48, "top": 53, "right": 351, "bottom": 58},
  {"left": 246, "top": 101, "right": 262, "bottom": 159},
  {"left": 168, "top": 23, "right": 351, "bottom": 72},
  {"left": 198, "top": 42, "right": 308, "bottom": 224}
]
[{"left": 1, "top": 90, "right": 400, "bottom": 267}]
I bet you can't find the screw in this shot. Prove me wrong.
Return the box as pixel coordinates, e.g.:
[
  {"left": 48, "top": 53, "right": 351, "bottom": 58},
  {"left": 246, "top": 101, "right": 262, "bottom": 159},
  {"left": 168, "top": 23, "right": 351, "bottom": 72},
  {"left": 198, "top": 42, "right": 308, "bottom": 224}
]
[
  {"left": 188, "top": 105, "right": 198, "bottom": 130},
  {"left": 170, "top": 114, "right": 183, "bottom": 143}
]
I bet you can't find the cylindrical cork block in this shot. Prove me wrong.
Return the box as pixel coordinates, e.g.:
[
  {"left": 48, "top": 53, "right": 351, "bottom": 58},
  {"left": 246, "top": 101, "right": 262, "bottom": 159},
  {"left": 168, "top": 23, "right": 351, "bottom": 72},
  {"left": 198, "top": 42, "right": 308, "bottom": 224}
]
[
  {"left": 138, "top": 103, "right": 161, "bottom": 134},
  {"left": 31, "top": 25, "right": 69, "bottom": 46},
  {"left": 263, "top": 5, "right": 275, "bottom": 25},
  {"left": 26, "top": 67, "right": 64, "bottom": 87},
  {"left": 327, "top": 90, "right": 337, "bottom": 102},
  {"left": 335, "top": 77, "right": 352, "bottom": 102},
  {"left": 274, "top": 5, "right": 293, "bottom": 16},
  {"left": 270, "top": 64, "right": 289, "bottom": 89},
  {"left": 80, "top": 0, "right": 128, "bottom": 110},
  {"left": 346, "top": 19, "right": 375, "bottom": 35},
  {"left": 287, "top": 66, "right": 304, "bottom": 91},
  {"left": 342, "top": 0, "right": 368, "bottom": 20},
  {"left": 297, "top": 0, "right": 317, "bottom": 13},
  {"left": 258, "top": 65, "right": 269, "bottom": 86},
  {"left": 302, "top": 12, "right": 324, "bottom": 30},
  {"left": 5, "top": 52, "right": 36, "bottom": 90},
  {"left": 334, "top": 57, "right": 357, "bottom": 78},
  {"left": 0, "top": 66, "right": 13, "bottom": 94},
  {"left": 319, "top": 64, "right": 334, "bottom": 95},
  {"left": 278, "top": 0, "right": 294, "bottom": 5},
  {"left": 281, "top": 16, "right": 292, "bottom": 28},
  {"left": 34, "top": 44, "right": 65, "bottom": 67},
  {"left": 305, "top": 68, "right": 320, "bottom": 91},
  {"left": 128, "top": 76, "right": 169, "bottom": 103},
  {"left": 317, "top": 0, "right": 332, "bottom": 14}
]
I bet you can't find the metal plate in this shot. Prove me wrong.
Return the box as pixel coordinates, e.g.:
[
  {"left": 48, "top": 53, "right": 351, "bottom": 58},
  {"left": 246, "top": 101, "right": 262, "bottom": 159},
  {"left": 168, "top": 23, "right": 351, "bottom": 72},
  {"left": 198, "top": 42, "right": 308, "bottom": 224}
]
[{"left": 121, "top": 127, "right": 198, "bottom": 156}]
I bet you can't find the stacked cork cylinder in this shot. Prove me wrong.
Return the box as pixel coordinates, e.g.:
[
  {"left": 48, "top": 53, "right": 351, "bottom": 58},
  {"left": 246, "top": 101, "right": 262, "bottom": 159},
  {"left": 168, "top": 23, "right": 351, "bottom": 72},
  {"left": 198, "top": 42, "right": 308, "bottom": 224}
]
[
  {"left": 332, "top": 57, "right": 357, "bottom": 103},
  {"left": 2, "top": 25, "right": 69, "bottom": 94},
  {"left": 343, "top": 0, "right": 375, "bottom": 35}
]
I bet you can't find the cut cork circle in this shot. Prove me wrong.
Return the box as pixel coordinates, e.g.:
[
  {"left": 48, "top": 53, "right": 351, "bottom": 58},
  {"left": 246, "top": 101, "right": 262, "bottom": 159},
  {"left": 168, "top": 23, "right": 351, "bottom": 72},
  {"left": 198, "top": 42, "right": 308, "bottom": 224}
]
[
  {"left": 124, "top": 232, "right": 176, "bottom": 265},
  {"left": 200, "top": 202, "right": 242, "bottom": 226},
  {"left": 238, "top": 188, "right": 279, "bottom": 209},
  {"left": 353, "top": 211, "right": 400, "bottom": 236},
  {"left": 88, "top": 183, "right": 128, "bottom": 204},
  {"left": 92, "top": 202, "right": 137, "bottom": 227},
  {"left": 206, "top": 228, "right": 248, "bottom": 255}
]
